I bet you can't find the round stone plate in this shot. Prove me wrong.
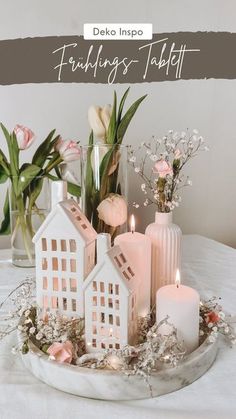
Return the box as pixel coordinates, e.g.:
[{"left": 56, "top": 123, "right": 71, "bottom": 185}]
[{"left": 18, "top": 334, "right": 218, "bottom": 400}]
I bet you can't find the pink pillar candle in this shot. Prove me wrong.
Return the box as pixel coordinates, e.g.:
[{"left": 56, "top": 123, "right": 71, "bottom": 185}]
[{"left": 115, "top": 217, "right": 151, "bottom": 317}]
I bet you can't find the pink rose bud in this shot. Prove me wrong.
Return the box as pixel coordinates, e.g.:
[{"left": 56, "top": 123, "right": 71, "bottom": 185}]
[
  {"left": 56, "top": 139, "right": 80, "bottom": 162},
  {"left": 153, "top": 159, "right": 173, "bottom": 178},
  {"left": 47, "top": 340, "right": 73, "bottom": 364},
  {"left": 14, "top": 124, "right": 35, "bottom": 150}
]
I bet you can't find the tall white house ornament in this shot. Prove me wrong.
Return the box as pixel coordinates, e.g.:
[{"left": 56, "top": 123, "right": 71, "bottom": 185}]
[
  {"left": 83, "top": 233, "right": 139, "bottom": 353},
  {"left": 33, "top": 181, "right": 97, "bottom": 318}
]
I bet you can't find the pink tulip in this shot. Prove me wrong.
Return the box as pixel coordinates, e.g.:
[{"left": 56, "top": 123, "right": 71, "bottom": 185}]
[
  {"left": 97, "top": 194, "right": 127, "bottom": 227},
  {"left": 47, "top": 340, "right": 73, "bottom": 364},
  {"left": 153, "top": 159, "right": 173, "bottom": 178},
  {"left": 14, "top": 124, "right": 35, "bottom": 150},
  {"left": 56, "top": 139, "right": 80, "bottom": 162}
]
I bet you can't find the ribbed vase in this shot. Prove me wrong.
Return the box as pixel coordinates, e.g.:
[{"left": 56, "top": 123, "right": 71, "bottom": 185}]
[{"left": 145, "top": 212, "right": 182, "bottom": 308}]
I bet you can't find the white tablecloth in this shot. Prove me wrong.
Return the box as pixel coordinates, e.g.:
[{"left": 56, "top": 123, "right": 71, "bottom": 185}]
[{"left": 0, "top": 235, "right": 236, "bottom": 419}]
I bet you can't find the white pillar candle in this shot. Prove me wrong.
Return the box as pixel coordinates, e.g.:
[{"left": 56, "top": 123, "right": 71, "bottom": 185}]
[
  {"left": 114, "top": 215, "right": 151, "bottom": 317},
  {"left": 156, "top": 271, "right": 200, "bottom": 354}
]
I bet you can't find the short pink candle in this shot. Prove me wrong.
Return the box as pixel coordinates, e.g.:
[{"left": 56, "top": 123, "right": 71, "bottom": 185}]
[
  {"left": 156, "top": 271, "right": 200, "bottom": 354},
  {"left": 115, "top": 215, "right": 151, "bottom": 316}
]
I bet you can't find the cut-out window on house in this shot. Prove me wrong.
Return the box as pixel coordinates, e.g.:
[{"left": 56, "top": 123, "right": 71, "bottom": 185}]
[
  {"left": 120, "top": 253, "right": 127, "bottom": 264},
  {"left": 132, "top": 296, "right": 135, "bottom": 308},
  {"left": 70, "top": 278, "right": 77, "bottom": 292},
  {"left": 101, "top": 296, "right": 105, "bottom": 306},
  {"left": 109, "top": 314, "right": 113, "bottom": 325},
  {"left": 51, "top": 296, "right": 58, "bottom": 309},
  {"left": 100, "top": 282, "right": 105, "bottom": 293},
  {"left": 115, "top": 299, "right": 119, "bottom": 310},
  {"left": 71, "top": 299, "right": 76, "bottom": 312},
  {"left": 115, "top": 284, "right": 119, "bottom": 295},
  {"left": 100, "top": 313, "right": 105, "bottom": 323},
  {"left": 42, "top": 258, "right": 48, "bottom": 270},
  {"left": 93, "top": 281, "right": 97, "bottom": 291},
  {"left": 101, "top": 343, "right": 106, "bottom": 349},
  {"left": 92, "top": 338, "right": 96, "bottom": 348},
  {"left": 71, "top": 207, "right": 76, "bottom": 213},
  {"left": 116, "top": 316, "right": 120, "bottom": 326},
  {"left": 92, "top": 312, "right": 97, "bottom": 322},
  {"left": 61, "top": 259, "right": 67, "bottom": 271},
  {"left": 108, "top": 283, "right": 113, "bottom": 294},
  {"left": 92, "top": 325, "right": 97, "bottom": 335},
  {"left": 61, "top": 278, "right": 66, "bottom": 291},
  {"left": 109, "top": 344, "right": 113, "bottom": 349},
  {"left": 81, "top": 223, "right": 88, "bottom": 229},
  {"left": 69, "top": 239, "right": 76, "bottom": 253},
  {"left": 63, "top": 298, "right": 67, "bottom": 310},
  {"left": 76, "top": 215, "right": 82, "bottom": 221},
  {"left": 127, "top": 266, "right": 135, "bottom": 277},
  {"left": 52, "top": 257, "right": 58, "bottom": 271},
  {"left": 123, "top": 270, "right": 130, "bottom": 280},
  {"left": 93, "top": 296, "right": 97, "bottom": 306},
  {"left": 53, "top": 277, "right": 59, "bottom": 291},
  {"left": 61, "top": 240, "right": 67, "bottom": 252},
  {"left": 42, "top": 276, "right": 47, "bottom": 290},
  {"left": 42, "top": 238, "right": 47, "bottom": 251},
  {"left": 100, "top": 326, "right": 106, "bottom": 336},
  {"left": 108, "top": 298, "right": 113, "bottom": 308},
  {"left": 115, "top": 343, "right": 120, "bottom": 350},
  {"left": 43, "top": 295, "right": 48, "bottom": 308},
  {"left": 51, "top": 239, "right": 57, "bottom": 251},
  {"left": 70, "top": 259, "right": 76, "bottom": 272},
  {"left": 114, "top": 256, "right": 122, "bottom": 268}
]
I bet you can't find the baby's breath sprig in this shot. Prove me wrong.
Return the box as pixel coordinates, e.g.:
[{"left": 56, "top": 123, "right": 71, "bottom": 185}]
[{"left": 129, "top": 129, "right": 208, "bottom": 212}]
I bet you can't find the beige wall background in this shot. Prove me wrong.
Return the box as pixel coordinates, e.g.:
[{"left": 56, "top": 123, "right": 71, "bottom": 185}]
[{"left": 0, "top": 0, "right": 236, "bottom": 248}]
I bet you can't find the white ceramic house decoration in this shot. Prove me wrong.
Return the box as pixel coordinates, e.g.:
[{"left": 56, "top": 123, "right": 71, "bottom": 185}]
[
  {"left": 83, "top": 233, "right": 138, "bottom": 353},
  {"left": 33, "top": 181, "right": 97, "bottom": 318}
]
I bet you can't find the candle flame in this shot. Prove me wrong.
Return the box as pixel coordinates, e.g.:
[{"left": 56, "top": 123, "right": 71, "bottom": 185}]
[
  {"left": 130, "top": 214, "right": 135, "bottom": 234},
  {"left": 175, "top": 269, "right": 181, "bottom": 288}
]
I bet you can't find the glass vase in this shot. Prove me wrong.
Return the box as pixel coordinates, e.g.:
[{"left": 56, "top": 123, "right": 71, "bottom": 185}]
[
  {"left": 80, "top": 144, "right": 128, "bottom": 241},
  {"left": 9, "top": 177, "right": 50, "bottom": 267}
]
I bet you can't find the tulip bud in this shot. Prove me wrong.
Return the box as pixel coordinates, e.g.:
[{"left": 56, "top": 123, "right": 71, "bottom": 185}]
[
  {"left": 100, "top": 104, "right": 112, "bottom": 133},
  {"left": 88, "top": 106, "right": 106, "bottom": 141},
  {"left": 14, "top": 124, "right": 35, "bottom": 150},
  {"left": 57, "top": 139, "right": 80, "bottom": 162},
  {"left": 97, "top": 194, "right": 127, "bottom": 227}
]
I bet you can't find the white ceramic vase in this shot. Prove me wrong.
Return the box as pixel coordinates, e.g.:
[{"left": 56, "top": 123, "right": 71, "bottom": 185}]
[{"left": 145, "top": 212, "right": 182, "bottom": 307}]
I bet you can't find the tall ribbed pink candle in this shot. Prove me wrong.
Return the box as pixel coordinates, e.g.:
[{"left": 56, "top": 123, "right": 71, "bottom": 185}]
[
  {"left": 115, "top": 215, "right": 151, "bottom": 317},
  {"left": 156, "top": 270, "right": 200, "bottom": 354}
]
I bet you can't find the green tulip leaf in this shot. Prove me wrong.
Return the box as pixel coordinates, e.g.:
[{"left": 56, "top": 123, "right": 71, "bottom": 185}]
[
  {"left": 0, "top": 165, "right": 8, "bottom": 184},
  {"left": 117, "top": 94, "right": 147, "bottom": 143},
  {"left": 0, "top": 190, "right": 10, "bottom": 235},
  {"left": 28, "top": 177, "right": 44, "bottom": 212},
  {"left": 16, "top": 164, "right": 41, "bottom": 196},
  {"left": 107, "top": 91, "right": 117, "bottom": 144},
  {"left": 32, "top": 129, "right": 59, "bottom": 167},
  {"left": 67, "top": 182, "right": 81, "bottom": 197},
  {"left": 117, "top": 87, "right": 130, "bottom": 125}
]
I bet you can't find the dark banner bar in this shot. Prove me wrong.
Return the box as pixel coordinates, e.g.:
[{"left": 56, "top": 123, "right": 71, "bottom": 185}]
[{"left": 0, "top": 32, "right": 236, "bottom": 85}]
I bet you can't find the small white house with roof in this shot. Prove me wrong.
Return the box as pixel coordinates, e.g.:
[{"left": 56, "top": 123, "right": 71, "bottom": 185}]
[
  {"left": 83, "top": 234, "right": 138, "bottom": 353},
  {"left": 33, "top": 181, "right": 97, "bottom": 318}
]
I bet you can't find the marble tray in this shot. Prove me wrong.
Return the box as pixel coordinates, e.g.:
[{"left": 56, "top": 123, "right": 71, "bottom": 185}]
[{"left": 18, "top": 333, "right": 218, "bottom": 401}]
